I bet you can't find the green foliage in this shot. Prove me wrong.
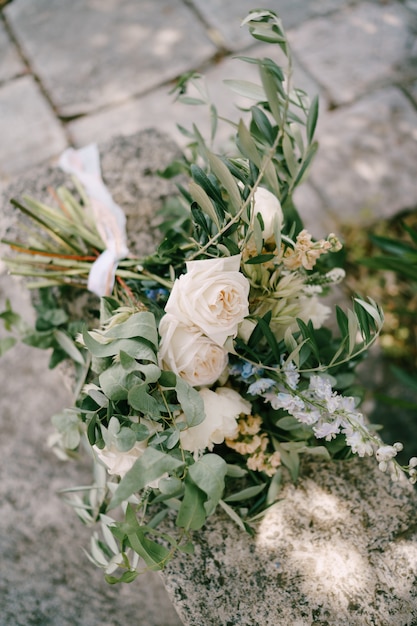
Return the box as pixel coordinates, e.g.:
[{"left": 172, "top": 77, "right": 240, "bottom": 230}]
[{"left": 0, "top": 8, "right": 395, "bottom": 583}]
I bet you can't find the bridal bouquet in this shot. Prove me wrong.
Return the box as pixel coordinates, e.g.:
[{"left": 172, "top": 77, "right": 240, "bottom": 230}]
[{"left": 2, "top": 10, "right": 416, "bottom": 582}]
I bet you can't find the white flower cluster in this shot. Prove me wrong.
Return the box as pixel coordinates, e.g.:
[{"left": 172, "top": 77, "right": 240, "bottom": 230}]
[{"left": 256, "top": 372, "right": 416, "bottom": 482}]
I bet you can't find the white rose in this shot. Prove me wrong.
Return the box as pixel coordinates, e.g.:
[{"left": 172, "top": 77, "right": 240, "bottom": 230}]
[
  {"left": 93, "top": 419, "right": 162, "bottom": 484},
  {"left": 297, "top": 295, "right": 331, "bottom": 329},
  {"left": 253, "top": 187, "right": 283, "bottom": 241},
  {"left": 159, "top": 314, "right": 228, "bottom": 387},
  {"left": 164, "top": 255, "right": 249, "bottom": 346},
  {"left": 93, "top": 440, "right": 148, "bottom": 477},
  {"left": 179, "top": 386, "right": 252, "bottom": 454}
]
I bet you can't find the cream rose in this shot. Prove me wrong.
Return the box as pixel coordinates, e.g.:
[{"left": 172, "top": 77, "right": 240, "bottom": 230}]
[
  {"left": 164, "top": 255, "right": 249, "bottom": 346},
  {"left": 179, "top": 386, "right": 252, "bottom": 455},
  {"left": 93, "top": 419, "right": 162, "bottom": 480},
  {"left": 158, "top": 314, "right": 228, "bottom": 387},
  {"left": 93, "top": 440, "right": 148, "bottom": 477},
  {"left": 253, "top": 187, "right": 283, "bottom": 241}
]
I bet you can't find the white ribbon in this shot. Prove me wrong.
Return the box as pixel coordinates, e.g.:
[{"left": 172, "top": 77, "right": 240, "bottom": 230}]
[{"left": 59, "top": 144, "right": 129, "bottom": 297}]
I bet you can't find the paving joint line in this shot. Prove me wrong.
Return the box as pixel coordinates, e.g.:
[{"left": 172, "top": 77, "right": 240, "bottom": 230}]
[
  {"left": 0, "top": 10, "right": 72, "bottom": 146},
  {"left": 180, "top": 0, "right": 229, "bottom": 52}
]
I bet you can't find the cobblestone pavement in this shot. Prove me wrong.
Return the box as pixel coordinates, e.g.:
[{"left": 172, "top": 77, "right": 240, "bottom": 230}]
[{"left": 0, "top": 1, "right": 416, "bottom": 625}]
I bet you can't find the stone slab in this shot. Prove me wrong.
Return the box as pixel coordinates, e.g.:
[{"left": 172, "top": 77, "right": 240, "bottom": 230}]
[
  {"left": 191, "top": 0, "right": 351, "bottom": 51},
  {"left": 310, "top": 87, "right": 417, "bottom": 223},
  {"left": 0, "top": 130, "right": 184, "bottom": 626},
  {"left": 161, "top": 457, "right": 417, "bottom": 626},
  {"left": 68, "top": 42, "right": 324, "bottom": 154},
  {"left": 0, "top": 21, "right": 25, "bottom": 82},
  {"left": 0, "top": 76, "right": 67, "bottom": 182},
  {"left": 5, "top": 0, "right": 217, "bottom": 117},
  {"left": 289, "top": 2, "right": 413, "bottom": 105}
]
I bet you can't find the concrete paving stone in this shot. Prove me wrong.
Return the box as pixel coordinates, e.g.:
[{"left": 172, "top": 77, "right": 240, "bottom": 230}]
[
  {"left": 310, "top": 87, "right": 417, "bottom": 223},
  {"left": 190, "top": 0, "right": 352, "bottom": 51},
  {"left": 68, "top": 41, "right": 325, "bottom": 155},
  {"left": 0, "top": 20, "right": 25, "bottom": 82},
  {"left": 0, "top": 277, "right": 183, "bottom": 626},
  {"left": 5, "top": 0, "right": 217, "bottom": 118},
  {"left": 0, "top": 75, "right": 67, "bottom": 178},
  {"left": 288, "top": 1, "right": 413, "bottom": 105}
]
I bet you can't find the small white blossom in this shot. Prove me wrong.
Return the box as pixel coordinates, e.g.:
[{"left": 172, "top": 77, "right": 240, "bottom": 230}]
[
  {"left": 325, "top": 268, "right": 346, "bottom": 284},
  {"left": 248, "top": 378, "right": 276, "bottom": 396},
  {"left": 309, "top": 375, "right": 333, "bottom": 400},
  {"left": 376, "top": 445, "right": 399, "bottom": 463},
  {"left": 313, "top": 420, "right": 341, "bottom": 441},
  {"left": 267, "top": 392, "right": 305, "bottom": 413},
  {"left": 281, "top": 359, "right": 300, "bottom": 390},
  {"left": 345, "top": 430, "right": 374, "bottom": 457},
  {"left": 292, "top": 408, "right": 321, "bottom": 426}
]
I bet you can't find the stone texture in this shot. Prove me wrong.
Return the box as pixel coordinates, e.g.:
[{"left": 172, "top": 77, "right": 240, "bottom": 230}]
[
  {"left": 1, "top": 129, "right": 182, "bottom": 258},
  {"left": 192, "top": 0, "right": 352, "bottom": 50},
  {"left": 0, "top": 21, "right": 25, "bottom": 82},
  {"left": 310, "top": 87, "right": 417, "bottom": 224},
  {"left": 0, "top": 75, "right": 67, "bottom": 184},
  {"left": 5, "top": 0, "right": 217, "bottom": 117},
  {"left": 289, "top": 2, "right": 413, "bottom": 105},
  {"left": 0, "top": 130, "right": 184, "bottom": 626},
  {"left": 68, "top": 42, "right": 324, "bottom": 154},
  {"left": 161, "top": 457, "right": 417, "bottom": 626}
]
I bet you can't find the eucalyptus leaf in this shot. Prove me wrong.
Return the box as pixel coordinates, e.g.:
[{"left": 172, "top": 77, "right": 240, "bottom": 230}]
[
  {"left": 188, "top": 454, "right": 227, "bottom": 515},
  {"left": 108, "top": 447, "right": 185, "bottom": 510},
  {"left": 176, "top": 476, "right": 207, "bottom": 531},
  {"left": 175, "top": 376, "right": 205, "bottom": 427},
  {"left": 83, "top": 329, "right": 157, "bottom": 362},
  {"left": 103, "top": 312, "right": 158, "bottom": 348},
  {"left": 99, "top": 363, "right": 135, "bottom": 402},
  {"left": 128, "top": 382, "right": 161, "bottom": 417}
]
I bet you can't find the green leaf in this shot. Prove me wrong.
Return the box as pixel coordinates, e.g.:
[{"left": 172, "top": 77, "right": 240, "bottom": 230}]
[
  {"left": 82, "top": 329, "right": 157, "bottom": 362},
  {"left": 108, "top": 448, "right": 185, "bottom": 510},
  {"left": 260, "top": 62, "right": 282, "bottom": 125},
  {"left": 115, "top": 427, "right": 137, "bottom": 452},
  {"left": 224, "top": 483, "right": 266, "bottom": 502},
  {"left": 266, "top": 468, "right": 282, "bottom": 504},
  {"left": 223, "top": 79, "right": 266, "bottom": 101},
  {"left": 175, "top": 376, "right": 205, "bottom": 427},
  {"left": 207, "top": 152, "right": 242, "bottom": 215},
  {"left": 188, "top": 454, "right": 227, "bottom": 515},
  {"left": 0, "top": 336, "right": 16, "bottom": 356},
  {"left": 53, "top": 329, "right": 85, "bottom": 364},
  {"left": 237, "top": 120, "right": 261, "bottom": 167},
  {"left": 276, "top": 416, "right": 305, "bottom": 431},
  {"left": 99, "top": 363, "right": 133, "bottom": 401},
  {"left": 218, "top": 499, "right": 246, "bottom": 531},
  {"left": 189, "top": 180, "right": 220, "bottom": 229},
  {"left": 176, "top": 476, "right": 207, "bottom": 530},
  {"left": 128, "top": 382, "right": 161, "bottom": 417},
  {"left": 274, "top": 441, "right": 300, "bottom": 482},
  {"left": 251, "top": 105, "right": 275, "bottom": 144},
  {"left": 104, "top": 312, "right": 158, "bottom": 348},
  {"left": 52, "top": 410, "right": 81, "bottom": 450},
  {"left": 282, "top": 134, "right": 296, "bottom": 177},
  {"left": 306, "top": 95, "right": 319, "bottom": 144}
]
